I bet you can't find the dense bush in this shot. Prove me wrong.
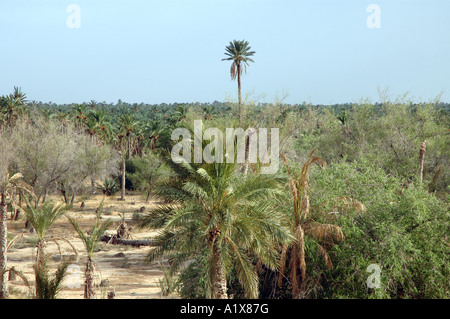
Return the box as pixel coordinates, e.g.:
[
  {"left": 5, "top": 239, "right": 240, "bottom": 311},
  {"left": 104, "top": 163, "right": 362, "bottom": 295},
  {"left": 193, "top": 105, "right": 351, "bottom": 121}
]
[{"left": 305, "top": 161, "right": 449, "bottom": 298}]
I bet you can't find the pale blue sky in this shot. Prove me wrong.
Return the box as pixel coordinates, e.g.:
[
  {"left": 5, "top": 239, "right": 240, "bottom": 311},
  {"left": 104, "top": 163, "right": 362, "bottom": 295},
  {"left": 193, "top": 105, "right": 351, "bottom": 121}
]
[{"left": 1, "top": 0, "right": 449, "bottom": 105}]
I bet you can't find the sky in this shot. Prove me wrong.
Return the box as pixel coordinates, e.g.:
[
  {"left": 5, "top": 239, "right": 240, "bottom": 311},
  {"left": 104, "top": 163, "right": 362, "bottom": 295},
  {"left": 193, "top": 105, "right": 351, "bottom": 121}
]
[{"left": 1, "top": 0, "right": 449, "bottom": 105}]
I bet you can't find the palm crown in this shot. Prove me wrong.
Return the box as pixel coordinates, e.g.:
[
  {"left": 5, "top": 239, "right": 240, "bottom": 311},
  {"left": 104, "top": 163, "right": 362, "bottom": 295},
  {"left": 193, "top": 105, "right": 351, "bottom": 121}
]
[{"left": 222, "top": 40, "right": 255, "bottom": 80}]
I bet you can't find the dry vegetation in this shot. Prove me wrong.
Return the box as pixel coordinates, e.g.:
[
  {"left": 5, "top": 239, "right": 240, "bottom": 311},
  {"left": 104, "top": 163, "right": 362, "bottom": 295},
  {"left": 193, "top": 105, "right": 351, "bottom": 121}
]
[{"left": 6, "top": 193, "right": 172, "bottom": 299}]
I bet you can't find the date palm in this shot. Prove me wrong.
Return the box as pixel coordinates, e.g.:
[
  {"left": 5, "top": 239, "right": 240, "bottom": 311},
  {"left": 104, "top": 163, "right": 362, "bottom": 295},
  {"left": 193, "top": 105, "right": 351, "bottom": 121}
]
[
  {"left": 23, "top": 201, "right": 68, "bottom": 267},
  {"left": 139, "top": 151, "right": 292, "bottom": 299},
  {"left": 72, "top": 103, "right": 88, "bottom": 130},
  {"left": 278, "top": 151, "right": 349, "bottom": 298},
  {"left": 85, "top": 109, "right": 112, "bottom": 141},
  {"left": 117, "top": 113, "right": 138, "bottom": 159},
  {"left": 33, "top": 256, "right": 70, "bottom": 299},
  {"left": 0, "top": 86, "right": 27, "bottom": 127},
  {"left": 222, "top": 40, "right": 255, "bottom": 121},
  {"left": 24, "top": 200, "right": 79, "bottom": 297},
  {"left": 68, "top": 200, "right": 112, "bottom": 299}
]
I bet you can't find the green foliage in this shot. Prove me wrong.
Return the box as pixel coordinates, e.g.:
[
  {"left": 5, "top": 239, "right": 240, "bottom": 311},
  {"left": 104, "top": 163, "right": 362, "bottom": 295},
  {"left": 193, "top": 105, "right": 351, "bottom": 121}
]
[
  {"left": 97, "top": 177, "right": 120, "bottom": 196},
  {"left": 67, "top": 200, "right": 112, "bottom": 259},
  {"left": 24, "top": 200, "right": 66, "bottom": 242},
  {"left": 306, "top": 161, "right": 449, "bottom": 298},
  {"left": 127, "top": 152, "right": 171, "bottom": 200},
  {"left": 139, "top": 149, "right": 293, "bottom": 299},
  {"left": 33, "top": 258, "right": 70, "bottom": 299},
  {"left": 176, "top": 255, "right": 208, "bottom": 299}
]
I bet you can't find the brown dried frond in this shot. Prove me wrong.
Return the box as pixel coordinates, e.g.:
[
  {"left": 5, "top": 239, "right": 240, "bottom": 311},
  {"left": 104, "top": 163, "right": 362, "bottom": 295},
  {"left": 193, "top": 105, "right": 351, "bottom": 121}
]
[
  {"left": 333, "top": 196, "right": 366, "bottom": 214},
  {"left": 304, "top": 222, "right": 345, "bottom": 244},
  {"left": 317, "top": 244, "right": 333, "bottom": 269},
  {"left": 300, "top": 194, "right": 310, "bottom": 220},
  {"left": 295, "top": 225, "right": 306, "bottom": 281}
]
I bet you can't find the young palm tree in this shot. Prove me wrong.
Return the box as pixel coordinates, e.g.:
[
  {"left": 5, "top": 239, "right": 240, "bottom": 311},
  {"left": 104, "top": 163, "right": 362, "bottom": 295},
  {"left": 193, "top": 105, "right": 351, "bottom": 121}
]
[
  {"left": 0, "top": 172, "right": 34, "bottom": 299},
  {"left": 33, "top": 256, "right": 70, "bottom": 299},
  {"left": 67, "top": 201, "right": 112, "bottom": 299},
  {"left": 222, "top": 40, "right": 255, "bottom": 121},
  {"left": 23, "top": 201, "right": 67, "bottom": 269},
  {"left": 139, "top": 153, "right": 292, "bottom": 299}
]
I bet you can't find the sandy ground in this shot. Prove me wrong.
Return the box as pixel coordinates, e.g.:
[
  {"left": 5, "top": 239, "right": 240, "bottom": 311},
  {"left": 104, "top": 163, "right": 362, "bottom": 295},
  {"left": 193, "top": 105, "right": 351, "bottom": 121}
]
[{"left": 5, "top": 192, "right": 176, "bottom": 299}]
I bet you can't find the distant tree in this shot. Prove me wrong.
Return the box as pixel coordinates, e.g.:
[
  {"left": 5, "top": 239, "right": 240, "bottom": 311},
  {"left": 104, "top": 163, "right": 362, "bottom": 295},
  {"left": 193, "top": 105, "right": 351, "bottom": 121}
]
[
  {"left": 0, "top": 86, "right": 27, "bottom": 127},
  {"left": 222, "top": 40, "right": 255, "bottom": 121}
]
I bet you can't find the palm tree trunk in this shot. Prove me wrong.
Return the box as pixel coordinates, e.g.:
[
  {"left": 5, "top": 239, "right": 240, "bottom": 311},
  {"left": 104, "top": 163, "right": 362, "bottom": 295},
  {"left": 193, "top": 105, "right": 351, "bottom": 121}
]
[
  {"left": 237, "top": 64, "right": 242, "bottom": 122},
  {"left": 121, "top": 155, "right": 126, "bottom": 201},
  {"left": 127, "top": 134, "right": 131, "bottom": 159},
  {"left": 35, "top": 240, "right": 46, "bottom": 270},
  {"left": 84, "top": 257, "right": 95, "bottom": 299},
  {"left": 419, "top": 141, "right": 426, "bottom": 183},
  {"left": 0, "top": 193, "right": 9, "bottom": 299},
  {"left": 35, "top": 239, "right": 46, "bottom": 297},
  {"left": 212, "top": 242, "right": 228, "bottom": 299}
]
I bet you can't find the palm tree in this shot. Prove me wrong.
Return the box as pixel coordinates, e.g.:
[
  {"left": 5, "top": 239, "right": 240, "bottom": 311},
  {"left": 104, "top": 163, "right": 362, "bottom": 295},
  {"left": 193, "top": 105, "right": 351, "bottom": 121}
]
[
  {"left": 115, "top": 113, "right": 139, "bottom": 201},
  {"left": 68, "top": 200, "right": 112, "bottom": 299},
  {"left": 24, "top": 200, "right": 79, "bottom": 298},
  {"left": 117, "top": 113, "right": 138, "bottom": 159},
  {"left": 85, "top": 109, "right": 112, "bottom": 141},
  {"left": 139, "top": 152, "right": 292, "bottom": 299},
  {"left": 144, "top": 119, "right": 165, "bottom": 151},
  {"left": 222, "top": 40, "right": 255, "bottom": 121},
  {"left": 33, "top": 256, "right": 70, "bottom": 299},
  {"left": 71, "top": 103, "right": 88, "bottom": 131},
  {"left": 0, "top": 172, "right": 34, "bottom": 299},
  {"left": 23, "top": 201, "right": 67, "bottom": 268},
  {"left": 278, "top": 151, "right": 350, "bottom": 298},
  {"left": 0, "top": 87, "right": 27, "bottom": 127}
]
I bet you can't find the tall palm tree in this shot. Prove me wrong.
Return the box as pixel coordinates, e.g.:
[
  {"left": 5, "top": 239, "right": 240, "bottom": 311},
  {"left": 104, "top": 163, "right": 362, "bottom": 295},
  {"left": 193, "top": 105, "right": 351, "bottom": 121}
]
[
  {"left": 222, "top": 40, "right": 255, "bottom": 121},
  {"left": 117, "top": 113, "right": 138, "bottom": 159},
  {"left": 68, "top": 201, "right": 112, "bottom": 299},
  {"left": 115, "top": 113, "right": 139, "bottom": 200},
  {"left": 139, "top": 152, "right": 292, "bottom": 299}
]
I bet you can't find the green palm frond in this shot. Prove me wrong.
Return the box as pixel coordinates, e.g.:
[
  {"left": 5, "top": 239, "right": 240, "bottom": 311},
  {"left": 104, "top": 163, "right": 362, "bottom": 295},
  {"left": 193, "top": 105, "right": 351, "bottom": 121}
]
[
  {"left": 33, "top": 258, "right": 70, "bottom": 299},
  {"left": 140, "top": 148, "right": 291, "bottom": 298},
  {"left": 24, "top": 200, "right": 66, "bottom": 241},
  {"left": 68, "top": 203, "right": 112, "bottom": 259},
  {"left": 222, "top": 40, "right": 255, "bottom": 80}
]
